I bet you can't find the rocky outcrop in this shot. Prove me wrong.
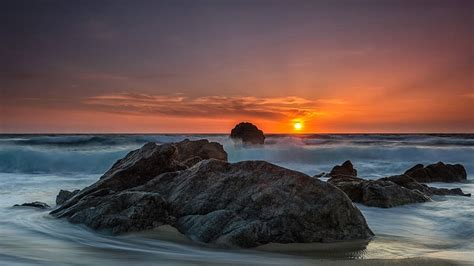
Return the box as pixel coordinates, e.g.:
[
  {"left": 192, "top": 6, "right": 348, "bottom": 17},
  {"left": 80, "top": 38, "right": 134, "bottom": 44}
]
[
  {"left": 329, "top": 173, "right": 470, "bottom": 208},
  {"left": 404, "top": 162, "right": 467, "bottom": 183},
  {"left": 230, "top": 122, "right": 265, "bottom": 145},
  {"left": 56, "top": 189, "right": 80, "bottom": 205},
  {"left": 51, "top": 140, "right": 374, "bottom": 247},
  {"left": 328, "top": 176, "right": 430, "bottom": 208},
  {"left": 327, "top": 160, "right": 357, "bottom": 177},
  {"left": 14, "top": 201, "right": 50, "bottom": 209},
  {"left": 52, "top": 139, "right": 227, "bottom": 212}
]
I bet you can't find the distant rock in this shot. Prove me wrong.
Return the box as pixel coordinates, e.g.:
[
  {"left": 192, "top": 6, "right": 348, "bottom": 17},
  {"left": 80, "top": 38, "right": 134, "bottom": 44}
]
[
  {"left": 56, "top": 189, "right": 80, "bottom": 205},
  {"left": 313, "top": 172, "right": 325, "bottom": 178},
  {"left": 51, "top": 140, "right": 374, "bottom": 247},
  {"left": 404, "top": 162, "right": 467, "bottom": 183},
  {"left": 329, "top": 173, "right": 470, "bottom": 208},
  {"left": 230, "top": 122, "right": 265, "bottom": 145},
  {"left": 14, "top": 201, "right": 50, "bottom": 209},
  {"left": 327, "top": 160, "right": 357, "bottom": 177}
]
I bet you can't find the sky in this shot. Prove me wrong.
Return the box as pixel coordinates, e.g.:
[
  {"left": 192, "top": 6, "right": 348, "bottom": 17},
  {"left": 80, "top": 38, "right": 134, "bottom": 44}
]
[{"left": 1, "top": 0, "right": 473, "bottom": 133}]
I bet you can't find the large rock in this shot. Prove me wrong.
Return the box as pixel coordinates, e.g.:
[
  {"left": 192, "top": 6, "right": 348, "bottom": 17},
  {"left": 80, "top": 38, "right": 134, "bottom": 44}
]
[
  {"left": 51, "top": 141, "right": 374, "bottom": 247},
  {"left": 327, "top": 160, "right": 357, "bottom": 177},
  {"left": 404, "top": 162, "right": 467, "bottom": 183},
  {"left": 52, "top": 139, "right": 227, "bottom": 213},
  {"left": 230, "top": 122, "right": 265, "bottom": 145},
  {"left": 329, "top": 174, "right": 470, "bottom": 208}
]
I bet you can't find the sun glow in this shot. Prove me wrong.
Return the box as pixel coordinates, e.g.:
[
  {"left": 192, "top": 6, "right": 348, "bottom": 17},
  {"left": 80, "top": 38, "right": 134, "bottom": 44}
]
[{"left": 293, "top": 121, "right": 303, "bottom": 131}]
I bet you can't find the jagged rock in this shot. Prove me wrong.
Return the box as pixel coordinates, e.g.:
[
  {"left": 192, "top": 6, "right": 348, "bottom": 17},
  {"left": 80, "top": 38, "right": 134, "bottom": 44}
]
[
  {"left": 51, "top": 142, "right": 374, "bottom": 247},
  {"left": 404, "top": 162, "right": 467, "bottom": 183},
  {"left": 380, "top": 175, "right": 471, "bottom": 197},
  {"left": 14, "top": 201, "right": 50, "bottom": 209},
  {"left": 56, "top": 189, "right": 80, "bottom": 205},
  {"left": 328, "top": 176, "right": 430, "bottom": 208},
  {"left": 327, "top": 160, "right": 357, "bottom": 177},
  {"left": 329, "top": 174, "right": 470, "bottom": 208},
  {"left": 52, "top": 139, "right": 227, "bottom": 213},
  {"left": 230, "top": 122, "right": 265, "bottom": 145}
]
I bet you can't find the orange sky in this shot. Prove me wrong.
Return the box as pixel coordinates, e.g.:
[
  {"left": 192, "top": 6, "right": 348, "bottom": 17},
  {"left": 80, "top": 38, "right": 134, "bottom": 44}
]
[{"left": 1, "top": 1, "right": 473, "bottom": 133}]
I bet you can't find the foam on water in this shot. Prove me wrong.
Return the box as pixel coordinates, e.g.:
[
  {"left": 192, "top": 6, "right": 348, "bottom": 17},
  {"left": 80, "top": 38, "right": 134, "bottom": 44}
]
[{"left": 0, "top": 134, "right": 473, "bottom": 265}]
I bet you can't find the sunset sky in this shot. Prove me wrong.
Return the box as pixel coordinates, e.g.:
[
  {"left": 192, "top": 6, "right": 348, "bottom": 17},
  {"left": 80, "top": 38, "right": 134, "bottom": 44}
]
[{"left": 1, "top": 0, "right": 473, "bottom": 133}]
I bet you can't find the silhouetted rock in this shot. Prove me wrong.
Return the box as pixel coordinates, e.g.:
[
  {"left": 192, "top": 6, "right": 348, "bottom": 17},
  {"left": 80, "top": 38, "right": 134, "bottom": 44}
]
[
  {"left": 230, "top": 122, "right": 265, "bottom": 145},
  {"left": 313, "top": 172, "right": 325, "bottom": 178},
  {"left": 404, "top": 162, "right": 467, "bottom": 183},
  {"left": 14, "top": 201, "right": 50, "bottom": 209},
  {"left": 56, "top": 189, "right": 80, "bottom": 205},
  {"left": 51, "top": 140, "right": 374, "bottom": 247},
  {"left": 327, "top": 160, "right": 357, "bottom": 177},
  {"left": 381, "top": 175, "right": 471, "bottom": 197}
]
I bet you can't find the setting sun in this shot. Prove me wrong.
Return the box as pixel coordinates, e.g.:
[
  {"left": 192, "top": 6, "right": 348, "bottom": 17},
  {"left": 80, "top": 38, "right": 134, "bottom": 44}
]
[{"left": 293, "top": 121, "right": 303, "bottom": 131}]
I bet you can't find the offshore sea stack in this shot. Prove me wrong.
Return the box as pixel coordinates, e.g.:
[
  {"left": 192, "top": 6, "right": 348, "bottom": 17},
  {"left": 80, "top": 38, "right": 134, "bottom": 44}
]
[
  {"left": 51, "top": 139, "right": 373, "bottom": 247},
  {"left": 327, "top": 161, "right": 470, "bottom": 208},
  {"left": 230, "top": 122, "right": 265, "bottom": 145}
]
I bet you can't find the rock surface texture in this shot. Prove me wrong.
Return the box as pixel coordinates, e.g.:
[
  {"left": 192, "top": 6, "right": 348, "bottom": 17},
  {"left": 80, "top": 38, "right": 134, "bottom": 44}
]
[
  {"left": 328, "top": 162, "right": 470, "bottom": 208},
  {"left": 404, "top": 162, "right": 467, "bottom": 183},
  {"left": 51, "top": 139, "right": 374, "bottom": 247},
  {"left": 230, "top": 122, "right": 265, "bottom": 145}
]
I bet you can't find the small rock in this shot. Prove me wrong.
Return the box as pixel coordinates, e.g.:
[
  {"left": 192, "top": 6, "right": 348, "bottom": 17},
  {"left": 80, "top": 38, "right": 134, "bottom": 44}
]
[
  {"left": 230, "top": 122, "right": 265, "bottom": 145},
  {"left": 56, "top": 189, "right": 80, "bottom": 205},
  {"left": 327, "top": 160, "right": 357, "bottom": 177},
  {"left": 14, "top": 201, "right": 50, "bottom": 209},
  {"left": 313, "top": 172, "right": 325, "bottom": 178}
]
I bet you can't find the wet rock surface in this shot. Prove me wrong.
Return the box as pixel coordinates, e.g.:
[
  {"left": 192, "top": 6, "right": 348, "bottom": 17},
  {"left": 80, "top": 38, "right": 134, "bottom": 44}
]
[
  {"left": 14, "top": 201, "right": 50, "bottom": 209},
  {"left": 404, "top": 162, "right": 467, "bottom": 183},
  {"left": 230, "top": 122, "right": 265, "bottom": 145},
  {"left": 328, "top": 162, "right": 470, "bottom": 208},
  {"left": 51, "top": 140, "right": 373, "bottom": 247},
  {"left": 56, "top": 189, "right": 80, "bottom": 205}
]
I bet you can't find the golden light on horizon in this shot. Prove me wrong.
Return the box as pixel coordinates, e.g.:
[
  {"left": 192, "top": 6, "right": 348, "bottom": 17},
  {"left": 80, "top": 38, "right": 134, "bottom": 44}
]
[{"left": 293, "top": 121, "right": 303, "bottom": 131}]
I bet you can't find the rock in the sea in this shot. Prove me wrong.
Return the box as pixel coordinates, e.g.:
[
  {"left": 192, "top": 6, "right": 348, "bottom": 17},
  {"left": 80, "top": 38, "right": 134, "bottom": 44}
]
[
  {"left": 404, "top": 162, "right": 467, "bottom": 183},
  {"left": 380, "top": 175, "right": 471, "bottom": 197},
  {"left": 230, "top": 122, "right": 265, "bottom": 145},
  {"left": 327, "top": 160, "right": 357, "bottom": 177},
  {"left": 53, "top": 139, "right": 227, "bottom": 212},
  {"left": 51, "top": 140, "right": 373, "bottom": 247},
  {"left": 328, "top": 176, "right": 430, "bottom": 208},
  {"left": 56, "top": 189, "right": 80, "bottom": 205},
  {"left": 329, "top": 173, "right": 470, "bottom": 208},
  {"left": 14, "top": 201, "right": 50, "bottom": 209}
]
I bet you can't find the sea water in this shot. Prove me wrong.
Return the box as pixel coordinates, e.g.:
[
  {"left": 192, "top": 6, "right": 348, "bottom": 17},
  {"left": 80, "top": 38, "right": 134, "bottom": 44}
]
[{"left": 0, "top": 134, "right": 473, "bottom": 265}]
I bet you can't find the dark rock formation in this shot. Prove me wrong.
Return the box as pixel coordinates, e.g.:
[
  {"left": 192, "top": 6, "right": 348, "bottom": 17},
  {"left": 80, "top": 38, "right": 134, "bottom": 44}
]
[
  {"left": 230, "top": 122, "right": 265, "bottom": 145},
  {"left": 404, "top": 162, "right": 467, "bottom": 183},
  {"left": 56, "top": 189, "right": 80, "bottom": 205},
  {"left": 380, "top": 175, "right": 471, "bottom": 197},
  {"left": 51, "top": 140, "right": 374, "bottom": 247},
  {"left": 52, "top": 139, "right": 227, "bottom": 214},
  {"left": 328, "top": 176, "right": 430, "bottom": 208},
  {"left": 329, "top": 173, "right": 470, "bottom": 208},
  {"left": 14, "top": 201, "right": 50, "bottom": 209},
  {"left": 327, "top": 160, "right": 357, "bottom": 177}
]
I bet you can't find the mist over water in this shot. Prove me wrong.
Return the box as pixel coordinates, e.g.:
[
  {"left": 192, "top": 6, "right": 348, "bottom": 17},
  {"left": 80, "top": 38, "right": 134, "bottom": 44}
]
[{"left": 0, "top": 134, "right": 473, "bottom": 264}]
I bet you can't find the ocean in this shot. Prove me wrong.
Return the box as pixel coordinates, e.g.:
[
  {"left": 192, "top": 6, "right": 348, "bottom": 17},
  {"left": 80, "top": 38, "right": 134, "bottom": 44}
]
[{"left": 0, "top": 134, "right": 473, "bottom": 265}]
